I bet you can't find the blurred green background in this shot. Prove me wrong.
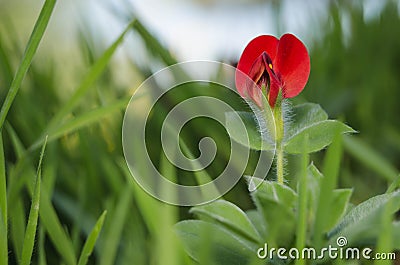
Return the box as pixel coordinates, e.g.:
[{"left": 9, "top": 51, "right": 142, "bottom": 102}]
[{"left": 0, "top": 0, "right": 399, "bottom": 264}]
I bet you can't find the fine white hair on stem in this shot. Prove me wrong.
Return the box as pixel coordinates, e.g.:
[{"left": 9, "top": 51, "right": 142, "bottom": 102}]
[
  {"left": 249, "top": 101, "right": 275, "bottom": 148},
  {"left": 270, "top": 155, "right": 289, "bottom": 182},
  {"left": 282, "top": 99, "right": 294, "bottom": 142}
]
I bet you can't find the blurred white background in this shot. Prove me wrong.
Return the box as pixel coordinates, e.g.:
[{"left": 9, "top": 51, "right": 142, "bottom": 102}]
[{"left": 0, "top": 0, "right": 392, "bottom": 63}]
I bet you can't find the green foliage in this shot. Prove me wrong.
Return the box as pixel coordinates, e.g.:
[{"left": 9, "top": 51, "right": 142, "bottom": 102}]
[
  {"left": 0, "top": 0, "right": 399, "bottom": 264},
  {"left": 344, "top": 136, "right": 398, "bottom": 181},
  {"left": 175, "top": 220, "right": 257, "bottom": 265},
  {"left": 0, "top": 2, "right": 155, "bottom": 263},
  {"left": 78, "top": 211, "right": 107, "bottom": 265},
  {"left": 225, "top": 102, "right": 355, "bottom": 154},
  {"left": 177, "top": 118, "right": 398, "bottom": 264},
  {"left": 0, "top": 0, "right": 56, "bottom": 129},
  {"left": 177, "top": 164, "right": 400, "bottom": 264},
  {"left": 328, "top": 191, "right": 400, "bottom": 247},
  {"left": 189, "top": 200, "right": 261, "bottom": 243},
  {"left": 20, "top": 138, "right": 46, "bottom": 265},
  {"left": 77, "top": 211, "right": 107, "bottom": 265},
  {"left": 225, "top": 111, "right": 274, "bottom": 151},
  {"left": 305, "top": 1, "right": 400, "bottom": 195},
  {"left": 285, "top": 120, "right": 354, "bottom": 154},
  {"left": 0, "top": 133, "right": 6, "bottom": 265}
]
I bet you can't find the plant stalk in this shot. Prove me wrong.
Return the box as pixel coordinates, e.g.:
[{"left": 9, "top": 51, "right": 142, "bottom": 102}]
[
  {"left": 261, "top": 86, "right": 285, "bottom": 184},
  {"left": 273, "top": 95, "right": 285, "bottom": 184}
]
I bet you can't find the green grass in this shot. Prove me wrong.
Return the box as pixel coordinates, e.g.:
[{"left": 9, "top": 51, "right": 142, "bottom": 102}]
[
  {"left": 313, "top": 131, "right": 343, "bottom": 249},
  {"left": 0, "top": 0, "right": 56, "bottom": 130},
  {"left": 31, "top": 21, "right": 135, "bottom": 151},
  {"left": 0, "top": 132, "right": 7, "bottom": 265},
  {"left": 20, "top": 137, "right": 46, "bottom": 265},
  {"left": 294, "top": 134, "right": 309, "bottom": 265},
  {"left": 78, "top": 210, "right": 107, "bottom": 265}
]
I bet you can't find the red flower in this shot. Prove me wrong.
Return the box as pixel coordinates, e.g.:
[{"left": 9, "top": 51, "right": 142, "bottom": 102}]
[{"left": 236, "top": 34, "right": 310, "bottom": 107}]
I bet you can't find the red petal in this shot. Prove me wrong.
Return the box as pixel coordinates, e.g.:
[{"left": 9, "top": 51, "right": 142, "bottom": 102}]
[
  {"left": 237, "top": 35, "right": 279, "bottom": 75},
  {"left": 235, "top": 35, "right": 279, "bottom": 101},
  {"left": 247, "top": 52, "right": 267, "bottom": 85},
  {"left": 274, "top": 34, "right": 310, "bottom": 98}
]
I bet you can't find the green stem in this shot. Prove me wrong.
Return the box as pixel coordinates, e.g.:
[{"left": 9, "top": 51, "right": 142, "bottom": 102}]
[
  {"left": 273, "top": 97, "right": 285, "bottom": 184},
  {"left": 261, "top": 87, "right": 285, "bottom": 184},
  {"left": 276, "top": 143, "right": 284, "bottom": 184}
]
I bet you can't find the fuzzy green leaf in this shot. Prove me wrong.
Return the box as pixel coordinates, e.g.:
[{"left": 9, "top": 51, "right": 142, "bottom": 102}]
[
  {"left": 284, "top": 120, "right": 355, "bottom": 154},
  {"left": 190, "top": 200, "right": 261, "bottom": 243},
  {"left": 286, "top": 103, "right": 328, "bottom": 138},
  {"left": 249, "top": 179, "right": 297, "bottom": 246},
  {"left": 225, "top": 111, "right": 274, "bottom": 151},
  {"left": 328, "top": 191, "right": 400, "bottom": 246},
  {"left": 175, "top": 220, "right": 256, "bottom": 265},
  {"left": 250, "top": 178, "right": 297, "bottom": 207},
  {"left": 245, "top": 210, "right": 266, "bottom": 239}
]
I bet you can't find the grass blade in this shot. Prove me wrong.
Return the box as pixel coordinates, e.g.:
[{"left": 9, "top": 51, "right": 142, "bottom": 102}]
[
  {"left": 20, "top": 137, "right": 47, "bottom": 265},
  {"left": 344, "top": 136, "right": 397, "bottom": 181},
  {"left": 120, "top": 160, "right": 159, "bottom": 234},
  {"left": 386, "top": 174, "right": 400, "bottom": 193},
  {"left": 132, "top": 19, "right": 177, "bottom": 66},
  {"left": 0, "top": 0, "right": 56, "bottom": 130},
  {"left": 40, "top": 189, "right": 77, "bottom": 265},
  {"left": 5, "top": 123, "right": 26, "bottom": 159},
  {"left": 0, "top": 132, "right": 7, "bottom": 265},
  {"left": 0, "top": 211, "right": 6, "bottom": 265},
  {"left": 30, "top": 97, "right": 131, "bottom": 150},
  {"left": 38, "top": 227, "right": 47, "bottom": 265},
  {"left": 164, "top": 123, "right": 220, "bottom": 198},
  {"left": 99, "top": 185, "right": 132, "bottom": 265},
  {"left": 39, "top": 21, "right": 134, "bottom": 137},
  {"left": 295, "top": 134, "right": 309, "bottom": 265},
  {"left": 9, "top": 199, "right": 26, "bottom": 261},
  {"left": 179, "top": 137, "right": 221, "bottom": 199},
  {"left": 0, "top": 34, "right": 14, "bottom": 87},
  {"left": 313, "top": 131, "right": 343, "bottom": 248},
  {"left": 157, "top": 152, "right": 181, "bottom": 265},
  {"left": 375, "top": 198, "right": 393, "bottom": 265},
  {"left": 77, "top": 211, "right": 107, "bottom": 265}
]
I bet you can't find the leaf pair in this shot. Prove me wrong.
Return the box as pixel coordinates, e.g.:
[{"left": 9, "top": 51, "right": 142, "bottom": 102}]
[{"left": 225, "top": 103, "right": 356, "bottom": 154}]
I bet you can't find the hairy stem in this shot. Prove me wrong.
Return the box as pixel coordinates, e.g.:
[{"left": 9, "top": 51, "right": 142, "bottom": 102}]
[
  {"left": 273, "top": 96, "right": 285, "bottom": 184},
  {"left": 276, "top": 143, "right": 284, "bottom": 184}
]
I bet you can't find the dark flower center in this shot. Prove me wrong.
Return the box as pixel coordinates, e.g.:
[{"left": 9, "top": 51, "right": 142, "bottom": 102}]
[{"left": 248, "top": 52, "right": 274, "bottom": 95}]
